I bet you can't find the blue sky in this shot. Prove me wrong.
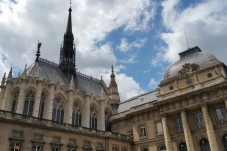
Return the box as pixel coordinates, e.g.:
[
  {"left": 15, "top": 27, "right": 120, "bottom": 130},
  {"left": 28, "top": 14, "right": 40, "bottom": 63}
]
[{"left": 0, "top": 0, "right": 227, "bottom": 101}]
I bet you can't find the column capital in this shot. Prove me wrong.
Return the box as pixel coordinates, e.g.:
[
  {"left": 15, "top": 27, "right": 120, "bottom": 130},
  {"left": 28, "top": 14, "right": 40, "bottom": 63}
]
[
  {"left": 161, "top": 113, "right": 168, "bottom": 118},
  {"left": 200, "top": 102, "right": 207, "bottom": 108},
  {"left": 180, "top": 108, "right": 187, "bottom": 113}
]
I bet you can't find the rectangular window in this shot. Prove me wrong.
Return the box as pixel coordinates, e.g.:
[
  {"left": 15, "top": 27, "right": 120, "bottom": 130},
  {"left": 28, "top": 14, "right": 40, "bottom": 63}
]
[
  {"left": 127, "top": 129, "right": 133, "bottom": 137},
  {"left": 52, "top": 147, "right": 60, "bottom": 151},
  {"left": 10, "top": 143, "right": 21, "bottom": 151},
  {"left": 156, "top": 122, "right": 163, "bottom": 134},
  {"left": 174, "top": 117, "right": 183, "bottom": 133},
  {"left": 139, "top": 125, "right": 146, "bottom": 138},
  {"left": 32, "top": 145, "right": 42, "bottom": 151},
  {"left": 216, "top": 107, "right": 226, "bottom": 123},
  {"left": 194, "top": 112, "right": 204, "bottom": 128}
]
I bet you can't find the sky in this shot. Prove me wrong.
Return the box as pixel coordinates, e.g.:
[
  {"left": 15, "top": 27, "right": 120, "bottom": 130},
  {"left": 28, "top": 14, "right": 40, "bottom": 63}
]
[{"left": 0, "top": 0, "right": 227, "bottom": 101}]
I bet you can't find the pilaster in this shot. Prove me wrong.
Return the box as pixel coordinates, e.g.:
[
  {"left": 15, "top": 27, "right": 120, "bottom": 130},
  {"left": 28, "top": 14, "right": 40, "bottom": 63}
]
[
  {"left": 1, "top": 81, "right": 12, "bottom": 111},
  {"left": 45, "top": 83, "right": 55, "bottom": 120},
  {"left": 98, "top": 100, "right": 105, "bottom": 131},
  {"left": 82, "top": 94, "right": 90, "bottom": 128},
  {"left": 16, "top": 80, "right": 26, "bottom": 114},
  {"left": 180, "top": 109, "right": 195, "bottom": 151},
  {"left": 162, "top": 115, "right": 173, "bottom": 151},
  {"left": 32, "top": 80, "right": 43, "bottom": 117},
  {"left": 67, "top": 90, "right": 74, "bottom": 124},
  {"left": 201, "top": 104, "right": 219, "bottom": 151}
]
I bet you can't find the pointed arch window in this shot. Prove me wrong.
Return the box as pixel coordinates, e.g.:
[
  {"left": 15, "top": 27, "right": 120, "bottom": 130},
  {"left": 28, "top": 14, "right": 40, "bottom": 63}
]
[
  {"left": 72, "top": 102, "right": 82, "bottom": 127},
  {"left": 90, "top": 106, "right": 97, "bottom": 130},
  {"left": 38, "top": 92, "right": 46, "bottom": 119},
  {"left": 23, "top": 90, "right": 35, "bottom": 116},
  {"left": 105, "top": 109, "right": 111, "bottom": 131},
  {"left": 12, "top": 91, "right": 19, "bottom": 113},
  {"left": 52, "top": 96, "right": 64, "bottom": 123}
]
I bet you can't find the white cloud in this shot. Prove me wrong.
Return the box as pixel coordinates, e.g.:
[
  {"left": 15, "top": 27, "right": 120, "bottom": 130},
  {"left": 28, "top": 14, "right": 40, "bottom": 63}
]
[
  {"left": 0, "top": 0, "right": 155, "bottom": 100},
  {"left": 118, "top": 38, "right": 147, "bottom": 53},
  {"left": 119, "top": 54, "right": 137, "bottom": 64},
  {"left": 154, "top": 0, "right": 227, "bottom": 65},
  {"left": 148, "top": 78, "right": 158, "bottom": 91},
  {"left": 117, "top": 73, "right": 145, "bottom": 101}
]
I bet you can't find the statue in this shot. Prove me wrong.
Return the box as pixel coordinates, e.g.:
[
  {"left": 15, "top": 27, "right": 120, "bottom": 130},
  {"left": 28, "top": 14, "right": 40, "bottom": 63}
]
[{"left": 36, "top": 41, "right": 42, "bottom": 62}]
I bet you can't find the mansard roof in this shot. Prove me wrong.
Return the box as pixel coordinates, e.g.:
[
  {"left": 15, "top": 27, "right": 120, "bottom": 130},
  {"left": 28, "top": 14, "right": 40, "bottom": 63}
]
[
  {"left": 25, "top": 58, "right": 107, "bottom": 97},
  {"left": 117, "top": 91, "right": 157, "bottom": 113}
]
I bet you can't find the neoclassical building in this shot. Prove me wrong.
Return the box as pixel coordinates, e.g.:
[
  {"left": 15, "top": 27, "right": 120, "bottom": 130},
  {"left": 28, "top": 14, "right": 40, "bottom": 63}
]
[{"left": 0, "top": 5, "right": 227, "bottom": 151}]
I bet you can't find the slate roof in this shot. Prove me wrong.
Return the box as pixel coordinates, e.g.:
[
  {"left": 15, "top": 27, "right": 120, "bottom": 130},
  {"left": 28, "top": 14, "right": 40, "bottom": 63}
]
[
  {"left": 25, "top": 58, "right": 106, "bottom": 97},
  {"left": 117, "top": 91, "right": 157, "bottom": 113}
]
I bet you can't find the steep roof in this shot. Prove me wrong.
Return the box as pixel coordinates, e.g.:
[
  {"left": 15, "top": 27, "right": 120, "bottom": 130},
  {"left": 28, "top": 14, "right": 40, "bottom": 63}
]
[{"left": 25, "top": 58, "right": 106, "bottom": 97}]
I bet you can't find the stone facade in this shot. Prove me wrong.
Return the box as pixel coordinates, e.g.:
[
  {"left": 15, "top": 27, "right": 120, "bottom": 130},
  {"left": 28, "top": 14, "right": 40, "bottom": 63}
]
[
  {"left": 111, "top": 47, "right": 227, "bottom": 151},
  {"left": 0, "top": 5, "right": 227, "bottom": 151}
]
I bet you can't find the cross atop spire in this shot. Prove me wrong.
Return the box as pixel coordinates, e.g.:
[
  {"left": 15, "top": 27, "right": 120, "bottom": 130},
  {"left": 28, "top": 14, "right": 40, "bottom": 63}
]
[{"left": 66, "top": 0, "right": 72, "bottom": 35}]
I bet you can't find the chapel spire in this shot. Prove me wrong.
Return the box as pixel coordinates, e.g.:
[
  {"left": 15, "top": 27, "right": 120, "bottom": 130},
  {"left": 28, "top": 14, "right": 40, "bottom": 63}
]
[
  {"left": 59, "top": 3, "right": 76, "bottom": 77},
  {"left": 66, "top": 6, "right": 72, "bottom": 35},
  {"left": 108, "top": 65, "right": 120, "bottom": 114}
]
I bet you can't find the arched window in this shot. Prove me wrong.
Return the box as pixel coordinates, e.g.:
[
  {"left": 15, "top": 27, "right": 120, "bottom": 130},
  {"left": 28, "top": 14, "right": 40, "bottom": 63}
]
[
  {"left": 52, "top": 96, "right": 64, "bottom": 123},
  {"left": 105, "top": 109, "right": 111, "bottom": 131},
  {"left": 160, "top": 146, "right": 166, "bottom": 151},
  {"left": 11, "top": 91, "right": 19, "bottom": 113},
  {"left": 200, "top": 138, "right": 210, "bottom": 151},
  {"left": 23, "top": 90, "right": 35, "bottom": 116},
  {"left": 143, "top": 148, "right": 148, "bottom": 151},
  {"left": 179, "top": 142, "right": 187, "bottom": 151},
  {"left": 72, "top": 102, "right": 82, "bottom": 127},
  {"left": 90, "top": 106, "right": 97, "bottom": 130},
  {"left": 38, "top": 92, "right": 46, "bottom": 119},
  {"left": 223, "top": 134, "right": 227, "bottom": 151}
]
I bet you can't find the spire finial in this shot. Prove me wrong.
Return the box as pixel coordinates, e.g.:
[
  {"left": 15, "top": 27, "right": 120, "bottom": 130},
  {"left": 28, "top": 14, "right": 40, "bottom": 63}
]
[
  {"left": 36, "top": 41, "right": 42, "bottom": 62},
  {"left": 69, "top": 76, "right": 75, "bottom": 90},
  {"left": 7, "top": 67, "right": 13, "bottom": 81},
  {"left": 1, "top": 72, "right": 6, "bottom": 85},
  {"left": 111, "top": 64, "right": 115, "bottom": 78}
]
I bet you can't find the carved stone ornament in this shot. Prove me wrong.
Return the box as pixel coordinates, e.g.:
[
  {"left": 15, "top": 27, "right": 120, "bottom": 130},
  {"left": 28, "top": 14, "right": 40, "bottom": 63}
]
[{"left": 178, "top": 63, "right": 199, "bottom": 77}]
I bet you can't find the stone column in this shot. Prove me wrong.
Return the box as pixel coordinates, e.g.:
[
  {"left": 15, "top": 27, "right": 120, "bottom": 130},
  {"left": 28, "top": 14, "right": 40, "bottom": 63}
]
[
  {"left": 162, "top": 115, "right": 173, "bottom": 151},
  {"left": 98, "top": 100, "right": 105, "bottom": 131},
  {"left": 32, "top": 80, "right": 43, "bottom": 117},
  {"left": 82, "top": 94, "right": 90, "bottom": 128},
  {"left": 16, "top": 80, "right": 26, "bottom": 114},
  {"left": 45, "top": 83, "right": 55, "bottom": 120},
  {"left": 201, "top": 104, "right": 219, "bottom": 151},
  {"left": 181, "top": 110, "right": 195, "bottom": 151},
  {"left": 67, "top": 90, "right": 74, "bottom": 124}
]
